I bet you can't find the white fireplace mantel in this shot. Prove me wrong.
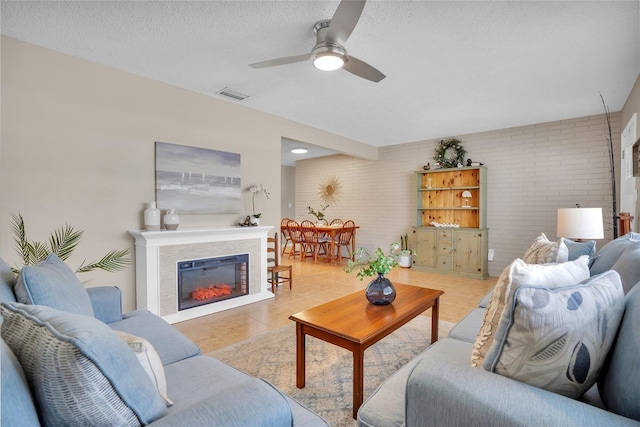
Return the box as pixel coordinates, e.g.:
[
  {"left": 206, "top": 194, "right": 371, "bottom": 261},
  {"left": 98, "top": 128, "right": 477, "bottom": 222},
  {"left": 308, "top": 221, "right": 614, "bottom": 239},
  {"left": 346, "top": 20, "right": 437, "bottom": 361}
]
[{"left": 128, "top": 226, "right": 274, "bottom": 323}]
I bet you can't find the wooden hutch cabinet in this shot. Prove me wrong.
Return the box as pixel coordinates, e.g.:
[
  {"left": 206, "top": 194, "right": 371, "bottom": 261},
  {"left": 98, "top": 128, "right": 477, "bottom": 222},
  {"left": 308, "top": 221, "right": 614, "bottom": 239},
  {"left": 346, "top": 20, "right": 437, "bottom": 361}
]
[{"left": 412, "top": 166, "right": 488, "bottom": 279}]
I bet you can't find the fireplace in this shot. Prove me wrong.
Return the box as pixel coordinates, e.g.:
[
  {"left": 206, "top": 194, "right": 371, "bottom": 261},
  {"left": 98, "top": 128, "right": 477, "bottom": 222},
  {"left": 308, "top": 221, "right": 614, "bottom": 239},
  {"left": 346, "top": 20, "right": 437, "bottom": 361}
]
[
  {"left": 129, "top": 226, "right": 273, "bottom": 324},
  {"left": 177, "top": 254, "right": 249, "bottom": 311}
]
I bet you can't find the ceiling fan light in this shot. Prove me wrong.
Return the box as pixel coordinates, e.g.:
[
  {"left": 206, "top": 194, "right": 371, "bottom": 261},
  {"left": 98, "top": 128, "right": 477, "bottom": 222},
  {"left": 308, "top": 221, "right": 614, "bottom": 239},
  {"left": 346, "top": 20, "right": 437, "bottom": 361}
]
[{"left": 313, "top": 53, "right": 345, "bottom": 71}]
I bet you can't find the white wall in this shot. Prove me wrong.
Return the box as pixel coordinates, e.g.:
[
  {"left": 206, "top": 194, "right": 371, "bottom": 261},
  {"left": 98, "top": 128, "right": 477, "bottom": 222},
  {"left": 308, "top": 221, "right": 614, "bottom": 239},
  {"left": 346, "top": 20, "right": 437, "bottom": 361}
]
[
  {"left": 0, "top": 37, "right": 376, "bottom": 311},
  {"left": 296, "top": 114, "right": 621, "bottom": 277}
]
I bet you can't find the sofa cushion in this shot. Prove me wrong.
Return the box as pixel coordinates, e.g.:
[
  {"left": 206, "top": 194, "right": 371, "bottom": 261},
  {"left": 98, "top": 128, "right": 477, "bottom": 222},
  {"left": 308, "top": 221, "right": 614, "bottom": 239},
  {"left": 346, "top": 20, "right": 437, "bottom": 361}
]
[
  {"left": 1, "top": 339, "right": 40, "bottom": 426},
  {"left": 14, "top": 254, "right": 94, "bottom": 317},
  {"left": 564, "top": 238, "right": 597, "bottom": 261},
  {"left": 610, "top": 243, "right": 640, "bottom": 294},
  {"left": 522, "top": 233, "right": 569, "bottom": 264},
  {"left": 482, "top": 271, "right": 625, "bottom": 399},
  {"left": 162, "top": 355, "right": 294, "bottom": 425},
  {"left": 590, "top": 233, "right": 640, "bottom": 276},
  {"left": 109, "top": 310, "right": 201, "bottom": 366},
  {"left": 598, "top": 282, "right": 640, "bottom": 421},
  {"left": 1, "top": 302, "right": 167, "bottom": 426},
  {"left": 114, "top": 330, "right": 174, "bottom": 407},
  {"left": 471, "top": 257, "right": 590, "bottom": 368}
]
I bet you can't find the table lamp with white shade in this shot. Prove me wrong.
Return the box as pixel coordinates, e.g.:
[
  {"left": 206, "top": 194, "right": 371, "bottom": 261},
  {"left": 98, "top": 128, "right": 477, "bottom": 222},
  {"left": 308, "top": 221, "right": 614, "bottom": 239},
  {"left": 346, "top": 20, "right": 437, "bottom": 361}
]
[
  {"left": 557, "top": 206, "right": 604, "bottom": 241},
  {"left": 462, "top": 191, "right": 472, "bottom": 208}
]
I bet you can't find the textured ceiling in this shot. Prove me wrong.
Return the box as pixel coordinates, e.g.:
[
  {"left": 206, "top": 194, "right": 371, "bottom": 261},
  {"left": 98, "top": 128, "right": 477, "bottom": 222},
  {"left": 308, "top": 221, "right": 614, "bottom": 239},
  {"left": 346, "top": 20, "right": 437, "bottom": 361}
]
[{"left": 2, "top": 0, "right": 639, "bottom": 151}]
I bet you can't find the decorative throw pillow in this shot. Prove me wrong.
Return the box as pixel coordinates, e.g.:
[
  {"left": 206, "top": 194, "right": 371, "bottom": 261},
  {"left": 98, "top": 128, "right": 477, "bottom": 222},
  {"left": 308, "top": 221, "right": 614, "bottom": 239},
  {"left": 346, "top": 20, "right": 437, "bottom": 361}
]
[
  {"left": 522, "top": 233, "right": 569, "bottom": 264},
  {"left": 0, "top": 302, "right": 167, "bottom": 426},
  {"left": 114, "top": 330, "right": 174, "bottom": 407},
  {"left": 563, "top": 238, "right": 596, "bottom": 261},
  {"left": 14, "top": 254, "right": 94, "bottom": 317},
  {"left": 471, "top": 256, "right": 590, "bottom": 368},
  {"left": 482, "top": 270, "right": 624, "bottom": 399}
]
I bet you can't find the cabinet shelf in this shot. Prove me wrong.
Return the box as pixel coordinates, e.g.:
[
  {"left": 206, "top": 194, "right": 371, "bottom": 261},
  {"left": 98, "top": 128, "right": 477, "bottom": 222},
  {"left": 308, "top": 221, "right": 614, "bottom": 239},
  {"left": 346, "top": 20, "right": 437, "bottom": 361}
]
[
  {"left": 419, "top": 207, "right": 479, "bottom": 210},
  {"left": 419, "top": 186, "right": 480, "bottom": 191}
]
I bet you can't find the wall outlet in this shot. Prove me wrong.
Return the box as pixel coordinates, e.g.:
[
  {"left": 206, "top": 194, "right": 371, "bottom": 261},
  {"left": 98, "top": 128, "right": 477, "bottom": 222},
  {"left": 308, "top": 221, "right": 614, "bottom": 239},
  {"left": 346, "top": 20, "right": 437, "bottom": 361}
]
[
  {"left": 287, "top": 203, "right": 292, "bottom": 208},
  {"left": 488, "top": 249, "right": 494, "bottom": 261}
]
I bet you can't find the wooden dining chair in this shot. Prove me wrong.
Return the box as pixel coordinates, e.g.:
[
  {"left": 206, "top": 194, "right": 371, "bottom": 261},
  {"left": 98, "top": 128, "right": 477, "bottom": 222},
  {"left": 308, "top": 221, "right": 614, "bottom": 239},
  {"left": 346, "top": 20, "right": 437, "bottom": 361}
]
[
  {"left": 267, "top": 232, "right": 292, "bottom": 293},
  {"left": 280, "top": 218, "right": 293, "bottom": 255},
  {"left": 334, "top": 220, "right": 356, "bottom": 261},
  {"left": 287, "top": 220, "right": 303, "bottom": 259},
  {"left": 329, "top": 218, "right": 344, "bottom": 226},
  {"left": 300, "top": 220, "right": 329, "bottom": 263}
]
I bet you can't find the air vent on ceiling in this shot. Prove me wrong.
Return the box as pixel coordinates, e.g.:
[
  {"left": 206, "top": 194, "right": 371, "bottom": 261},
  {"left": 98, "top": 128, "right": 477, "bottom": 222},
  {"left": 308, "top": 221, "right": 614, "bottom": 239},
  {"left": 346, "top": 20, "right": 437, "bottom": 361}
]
[{"left": 217, "top": 87, "right": 249, "bottom": 101}]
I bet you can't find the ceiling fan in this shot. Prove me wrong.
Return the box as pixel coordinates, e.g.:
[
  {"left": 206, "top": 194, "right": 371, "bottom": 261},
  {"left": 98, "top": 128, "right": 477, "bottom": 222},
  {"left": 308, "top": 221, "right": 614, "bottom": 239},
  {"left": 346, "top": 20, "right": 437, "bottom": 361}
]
[{"left": 249, "top": 0, "right": 385, "bottom": 83}]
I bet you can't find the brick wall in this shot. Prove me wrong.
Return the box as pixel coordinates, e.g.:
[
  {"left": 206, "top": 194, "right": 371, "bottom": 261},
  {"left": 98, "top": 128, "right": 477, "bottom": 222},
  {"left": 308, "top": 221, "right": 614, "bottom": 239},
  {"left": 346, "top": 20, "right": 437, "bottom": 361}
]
[{"left": 295, "top": 113, "right": 621, "bottom": 277}]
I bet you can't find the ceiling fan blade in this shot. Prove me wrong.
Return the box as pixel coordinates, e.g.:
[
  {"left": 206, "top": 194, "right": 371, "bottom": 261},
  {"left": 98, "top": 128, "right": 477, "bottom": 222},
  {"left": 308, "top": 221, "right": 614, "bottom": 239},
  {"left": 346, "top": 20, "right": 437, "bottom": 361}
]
[
  {"left": 325, "top": 0, "right": 366, "bottom": 45},
  {"left": 249, "top": 54, "right": 310, "bottom": 69},
  {"left": 343, "top": 56, "right": 385, "bottom": 83}
]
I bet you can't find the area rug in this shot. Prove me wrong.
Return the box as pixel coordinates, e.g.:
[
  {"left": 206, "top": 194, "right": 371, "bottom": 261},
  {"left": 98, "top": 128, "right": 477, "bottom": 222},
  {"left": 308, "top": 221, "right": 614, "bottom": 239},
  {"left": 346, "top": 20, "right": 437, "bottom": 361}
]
[{"left": 208, "top": 316, "right": 454, "bottom": 427}]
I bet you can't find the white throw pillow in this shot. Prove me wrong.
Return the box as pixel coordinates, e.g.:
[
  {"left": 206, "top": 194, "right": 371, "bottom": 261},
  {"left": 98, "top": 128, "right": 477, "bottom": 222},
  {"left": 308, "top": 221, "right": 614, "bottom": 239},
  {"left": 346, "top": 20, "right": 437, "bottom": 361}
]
[
  {"left": 471, "top": 256, "right": 590, "bottom": 368},
  {"left": 114, "top": 330, "right": 174, "bottom": 407},
  {"left": 522, "top": 233, "right": 569, "bottom": 264},
  {"left": 482, "top": 271, "right": 625, "bottom": 399}
]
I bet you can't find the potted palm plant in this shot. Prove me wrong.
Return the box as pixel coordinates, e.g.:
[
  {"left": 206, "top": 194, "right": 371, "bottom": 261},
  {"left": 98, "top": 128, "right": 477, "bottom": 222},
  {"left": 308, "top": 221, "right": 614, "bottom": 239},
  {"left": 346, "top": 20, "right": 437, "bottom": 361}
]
[{"left": 10, "top": 213, "right": 130, "bottom": 276}]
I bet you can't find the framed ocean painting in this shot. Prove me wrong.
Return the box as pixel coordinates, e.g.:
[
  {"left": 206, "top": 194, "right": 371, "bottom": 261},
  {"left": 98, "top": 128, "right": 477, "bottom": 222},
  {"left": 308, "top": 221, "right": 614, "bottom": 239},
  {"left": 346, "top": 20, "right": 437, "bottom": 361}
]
[{"left": 155, "top": 141, "right": 241, "bottom": 214}]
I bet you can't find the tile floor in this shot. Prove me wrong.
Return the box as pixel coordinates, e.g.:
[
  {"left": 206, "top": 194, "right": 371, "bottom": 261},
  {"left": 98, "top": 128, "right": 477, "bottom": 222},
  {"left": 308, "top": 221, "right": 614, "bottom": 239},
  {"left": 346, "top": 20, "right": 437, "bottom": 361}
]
[{"left": 173, "top": 256, "right": 497, "bottom": 353}]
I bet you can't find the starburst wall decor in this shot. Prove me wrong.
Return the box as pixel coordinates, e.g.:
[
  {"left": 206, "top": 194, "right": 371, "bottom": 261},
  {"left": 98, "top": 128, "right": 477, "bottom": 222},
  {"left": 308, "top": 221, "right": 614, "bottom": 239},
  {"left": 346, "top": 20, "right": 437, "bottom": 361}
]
[{"left": 318, "top": 175, "right": 342, "bottom": 205}]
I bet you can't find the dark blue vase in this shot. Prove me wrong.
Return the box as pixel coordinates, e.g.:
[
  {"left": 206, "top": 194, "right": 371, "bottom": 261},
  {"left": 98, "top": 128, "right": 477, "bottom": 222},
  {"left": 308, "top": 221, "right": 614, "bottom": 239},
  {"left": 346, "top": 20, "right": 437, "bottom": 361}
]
[{"left": 365, "top": 273, "right": 396, "bottom": 305}]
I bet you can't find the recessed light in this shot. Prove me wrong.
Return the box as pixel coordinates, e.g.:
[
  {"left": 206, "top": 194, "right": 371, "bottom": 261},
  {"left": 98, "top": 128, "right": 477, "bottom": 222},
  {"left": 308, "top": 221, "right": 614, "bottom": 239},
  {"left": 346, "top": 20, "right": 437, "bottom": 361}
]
[{"left": 291, "top": 148, "right": 308, "bottom": 154}]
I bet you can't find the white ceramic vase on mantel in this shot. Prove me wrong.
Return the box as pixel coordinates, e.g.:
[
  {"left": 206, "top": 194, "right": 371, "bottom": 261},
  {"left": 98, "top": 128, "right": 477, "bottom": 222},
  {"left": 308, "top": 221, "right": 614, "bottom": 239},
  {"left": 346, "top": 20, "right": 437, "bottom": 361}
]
[
  {"left": 144, "top": 202, "right": 160, "bottom": 230},
  {"left": 163, "top": 209, "right": 180, "bottom": 230}
]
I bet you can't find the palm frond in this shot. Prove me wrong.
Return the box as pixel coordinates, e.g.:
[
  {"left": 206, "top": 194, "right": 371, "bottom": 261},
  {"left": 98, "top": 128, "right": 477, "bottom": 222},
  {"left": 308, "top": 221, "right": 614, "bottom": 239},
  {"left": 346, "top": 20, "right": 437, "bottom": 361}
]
[
  {"left": 75, "top": 249, "right": 130, "bottom": 273},
  {"left": 10, "top": 213, "right": 31, "bottom": 266},
  {"left": 49, "top": 224, "right": 83, "bottom": 261},
  {"left": 30, "top": 241, "right": 50, "bottom": 265}
]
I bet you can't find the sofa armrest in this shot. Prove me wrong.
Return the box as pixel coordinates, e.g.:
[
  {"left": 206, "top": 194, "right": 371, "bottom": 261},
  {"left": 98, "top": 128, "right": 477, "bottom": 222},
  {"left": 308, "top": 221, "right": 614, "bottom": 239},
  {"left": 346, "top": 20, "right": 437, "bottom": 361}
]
[
  {"left": 406, "top": 344, "right": 640, "bottom": 427},
  {"left": 86, "top": 286, "right": 123, "bottom": 324}
]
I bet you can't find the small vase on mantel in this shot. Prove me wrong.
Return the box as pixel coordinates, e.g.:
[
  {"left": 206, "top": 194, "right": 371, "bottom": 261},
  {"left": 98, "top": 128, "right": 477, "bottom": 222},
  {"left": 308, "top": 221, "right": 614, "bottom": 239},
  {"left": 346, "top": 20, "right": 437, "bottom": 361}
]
[
  {"left": 365, "top": 273, "right": 397, "bottom": 305},
  {"left": 163, "top": 209, "right": 180, "bottom": 230},
  {"left": 143, "top": 202, "right": 160, "bottom": 230}
]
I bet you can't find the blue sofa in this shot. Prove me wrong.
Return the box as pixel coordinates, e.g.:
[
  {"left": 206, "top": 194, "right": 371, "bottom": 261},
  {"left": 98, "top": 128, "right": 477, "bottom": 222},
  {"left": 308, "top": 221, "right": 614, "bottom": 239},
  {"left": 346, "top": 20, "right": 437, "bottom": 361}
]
[
  {"left": 358, "top": 234, "right": 640, "bottom": 427},
  {"left": 0, "top": 255, "right": 327, "bottom": 426}
]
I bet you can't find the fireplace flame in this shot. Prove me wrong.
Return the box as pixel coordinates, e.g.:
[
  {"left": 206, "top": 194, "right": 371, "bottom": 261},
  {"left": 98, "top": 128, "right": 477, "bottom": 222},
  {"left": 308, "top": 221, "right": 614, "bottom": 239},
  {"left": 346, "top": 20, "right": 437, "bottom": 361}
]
[{"left": 191, "top": 284, "right": 233, "bottom": 301}]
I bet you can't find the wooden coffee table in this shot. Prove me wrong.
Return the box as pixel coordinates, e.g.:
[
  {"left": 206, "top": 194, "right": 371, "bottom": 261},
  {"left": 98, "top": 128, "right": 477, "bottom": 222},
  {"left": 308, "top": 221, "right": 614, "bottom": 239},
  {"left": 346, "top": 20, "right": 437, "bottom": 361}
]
[{"left": 288, "top": 283, "right": 444, "bottom": 419}]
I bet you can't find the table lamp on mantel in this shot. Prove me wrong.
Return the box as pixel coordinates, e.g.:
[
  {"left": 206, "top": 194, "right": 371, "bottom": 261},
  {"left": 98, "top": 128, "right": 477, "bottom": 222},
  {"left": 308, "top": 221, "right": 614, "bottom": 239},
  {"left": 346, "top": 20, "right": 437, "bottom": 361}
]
[{"left": 557, "top": 205, "right": 604, "bottom": 241}]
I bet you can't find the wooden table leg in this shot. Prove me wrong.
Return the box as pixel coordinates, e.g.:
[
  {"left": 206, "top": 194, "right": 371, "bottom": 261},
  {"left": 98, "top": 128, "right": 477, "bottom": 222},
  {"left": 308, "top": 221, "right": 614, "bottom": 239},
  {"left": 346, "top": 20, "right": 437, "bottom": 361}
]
[
  {"left": 431, "top": 297, "right": 440, "bottom": 343},
  {"left": 353, "top": 346, "right": 364, "bottom": 419},
  {"left": 295, "top": 323, "right": 306, "bottom": 388}
]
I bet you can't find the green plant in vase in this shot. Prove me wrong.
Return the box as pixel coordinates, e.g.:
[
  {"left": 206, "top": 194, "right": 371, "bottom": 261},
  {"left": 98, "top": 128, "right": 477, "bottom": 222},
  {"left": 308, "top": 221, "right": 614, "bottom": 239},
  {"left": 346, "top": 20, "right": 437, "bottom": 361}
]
[
  {"left": 307, "top": 204, "right": 329, "bottom": 222},
  {"left": 344, "top": 244, "right": 399, "bottom": 305}
]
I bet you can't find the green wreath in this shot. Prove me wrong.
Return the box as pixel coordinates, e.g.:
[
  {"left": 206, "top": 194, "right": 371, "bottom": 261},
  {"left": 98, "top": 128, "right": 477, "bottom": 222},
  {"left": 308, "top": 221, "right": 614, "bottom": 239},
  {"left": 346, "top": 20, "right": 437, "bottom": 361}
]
[{"left": 433, "top": 138, "right": 467, "bottom": 169}]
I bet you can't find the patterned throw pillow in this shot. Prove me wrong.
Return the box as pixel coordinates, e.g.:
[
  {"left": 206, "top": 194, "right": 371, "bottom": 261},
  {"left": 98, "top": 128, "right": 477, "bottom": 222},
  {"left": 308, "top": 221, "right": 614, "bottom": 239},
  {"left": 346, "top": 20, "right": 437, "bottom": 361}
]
[
  {"left": 0, "top": 302, "right": 167, "bottom": 426},
  {"left": 482, "top": 271, "right": 625, "bottom": 399},
  {"left": 471, "top": 256, "right": 590, "bottom": 368},
  {"left": 114, "top": 330, "right": 173, "bottom": 407},
  {"left": 522, "top": 233, "right": 569, "bottom": 264}
]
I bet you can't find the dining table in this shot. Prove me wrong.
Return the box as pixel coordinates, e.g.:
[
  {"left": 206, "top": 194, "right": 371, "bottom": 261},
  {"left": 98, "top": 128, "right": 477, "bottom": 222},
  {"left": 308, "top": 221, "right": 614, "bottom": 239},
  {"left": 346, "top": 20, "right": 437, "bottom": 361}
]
[{"left": 314, "top": 223, "right": 358, "bottom": 263}]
